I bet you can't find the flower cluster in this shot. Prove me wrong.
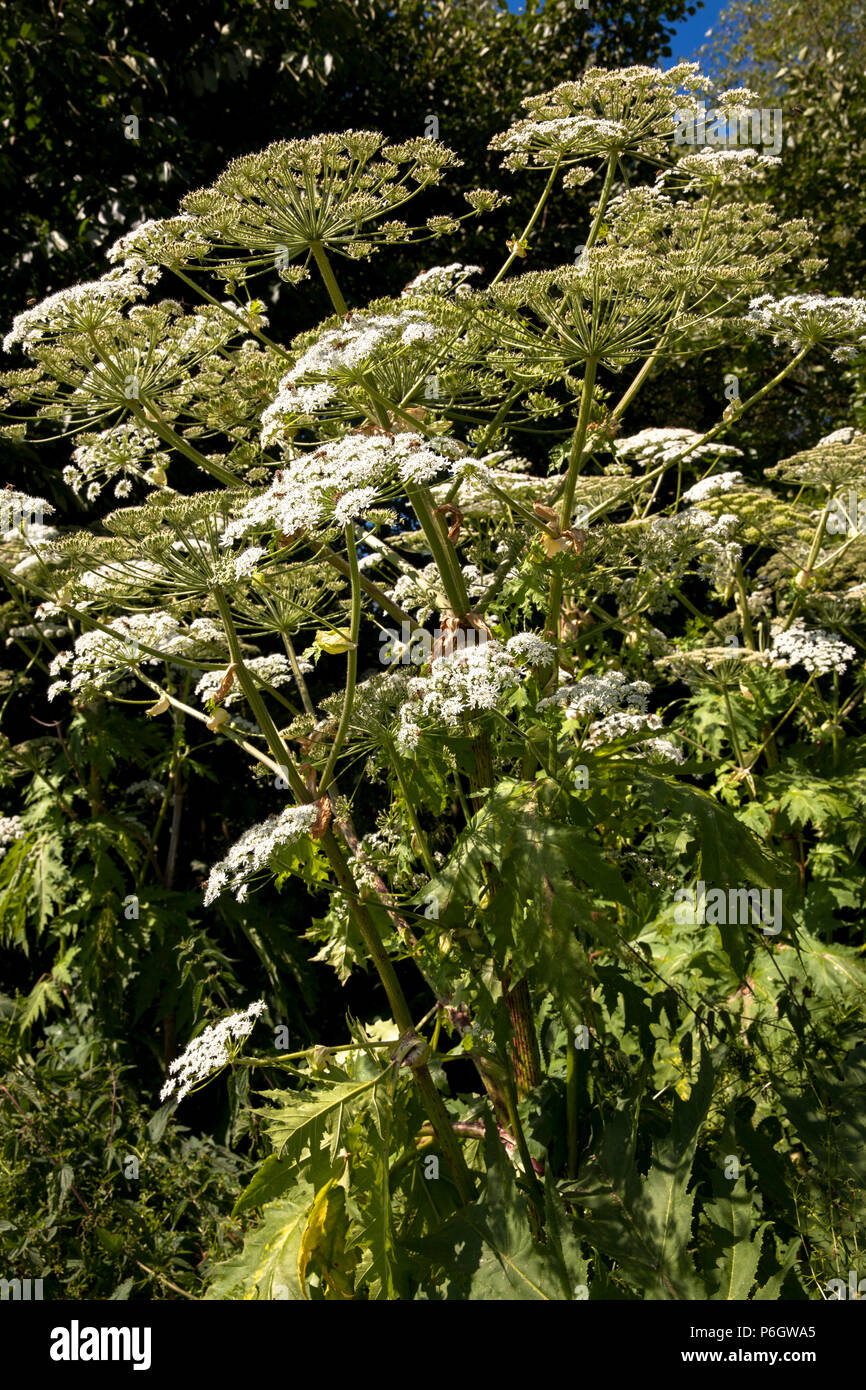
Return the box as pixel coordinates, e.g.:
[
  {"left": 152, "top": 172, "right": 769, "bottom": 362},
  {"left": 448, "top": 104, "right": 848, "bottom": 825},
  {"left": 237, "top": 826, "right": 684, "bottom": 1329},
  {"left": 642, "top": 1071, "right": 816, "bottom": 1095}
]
[
  {"left": 770, "top": 620, "right": 855, "bottom": 675},
  {"left": 65, "top": 420, "right": 171, "bottom": 502},
  {"left": 385, "top": 562, "right": 485, "bottom": 624},
  {"left": 670, "top": 148, "right": 781, "bottom": 189},
  {"left": 107, "top": 216, "right": 212, "bottom": 278},
  {"left": 181, "top": 132, "right": 464, "bottom": 269},
  {"left": 0, "top": 815, "right": 26, "bottom": 859},
  {"left": 195, "top": 653, "right": 295, "bottom": 706},
  {"left": 746, "top": 294, "right": 866, "bottom": 361},
  {"left": 614, "top": 428, "right": 742, "bottom": 467},
  {"left": 403, "top": 263, "right": 481, "bottom": 297},
  {"left": 3, "top": 271, "right": 146, "bottom": 354},
  {"left": 538, "top": 669, "right": 680, "bottom": 761},
  {"left": 47, "top": 614, "right": 226, "bottom": 701},
  {"left": 203, "top": 803, "right": 320, "bottom": 904},
  {"left": 396, "top": 633, "right": 552, "bottom": 750},
  {"left": 159, "top": 1001, "right": 265, "bottom": 1102},
  {"left": 0, "top": 489, "right": 55, "bottom": 533},
  {"left": 223, "top": 431, "right": 463, "bottom": 544},
  {"left": 645, "top": 508, "right": 742, "bottom": 586},
  {"left": 260, "top": 309, "right": 441, "bottom": 438},
  {"left": 583, "top": 710, "right": 682, "bottom": 762},
  {"left": 681, "top": 471, "right": 744, "bottom": 503},
  {"left": 490, "top": 63, "right": 707, "bottom": 171},
  {"left": 538, "top": 669, "right": 651, "bottom": 718}
]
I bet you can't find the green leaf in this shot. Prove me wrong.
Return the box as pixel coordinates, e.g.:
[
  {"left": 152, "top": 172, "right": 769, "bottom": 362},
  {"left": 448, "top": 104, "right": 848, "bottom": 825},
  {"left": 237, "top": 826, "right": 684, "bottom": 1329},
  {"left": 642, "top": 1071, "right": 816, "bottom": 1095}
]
[
  {"left": 410, "top": 1127, "right": 583, "bottom": 1300},
  {"left": 206, "top": 1186, "right": 313, "bottom": 1300},
  {"left": 418, "top": 778, "right": 625, "bottom": 1026},
  {"left": 700, "top": 1176, "right": 767, "bottom": 1299},
  {"left": 560, "top": 1047, "right": 716, "bottom": 1299},
  {"left": 232, "top": 1154, "right": 295, "bottom": 1217},
  {"left": 259, "top": 1069, "right": 385, "bottom": 1171}
]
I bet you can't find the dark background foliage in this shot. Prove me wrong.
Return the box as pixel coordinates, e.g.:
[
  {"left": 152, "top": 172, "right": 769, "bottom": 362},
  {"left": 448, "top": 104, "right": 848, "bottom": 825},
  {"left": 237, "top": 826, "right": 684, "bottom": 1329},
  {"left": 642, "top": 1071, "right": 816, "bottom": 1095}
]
[{"left": 2, "top": 0, "right": 865, "bottom": 1299}]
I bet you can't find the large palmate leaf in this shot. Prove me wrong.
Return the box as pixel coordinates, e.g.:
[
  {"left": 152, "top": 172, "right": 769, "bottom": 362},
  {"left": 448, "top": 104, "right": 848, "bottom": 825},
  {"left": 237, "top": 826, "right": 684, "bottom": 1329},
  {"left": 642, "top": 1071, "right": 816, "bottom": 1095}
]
[
  {"left": 259, "top": 1068, "right": 386, "bottom": 1170},
  {"left": 206, "top": 1184, "right": 314, "bottom": 1301},
  {"left": 698, "top": 1175, "right": 768, "bottom": 1300},
  {"left": 409, "top": 1128, "right": 588, "bottom": 1300},
  {"left": 623, "top": 768, "right": 799, "bottom": 975},
  {"left": 417, "top": 777, "right": 629, "bottom": 1028},
  {"left": 560, "top": 1047, "right": 716, "bottom": 1299}
]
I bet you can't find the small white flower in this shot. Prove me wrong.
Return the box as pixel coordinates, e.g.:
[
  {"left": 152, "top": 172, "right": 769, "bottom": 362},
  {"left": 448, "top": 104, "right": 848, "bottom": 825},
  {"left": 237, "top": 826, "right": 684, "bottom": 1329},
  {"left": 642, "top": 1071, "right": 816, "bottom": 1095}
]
[
  {"left": 159, "top": 1001, "right": 265, "bottom": 1102},
  {"left": 203, "top": 802, "right": 320, "bottom": 904},
  {"left": 770, "top": 619, "right": 854, "bottom": 675},
  {"left": 681, "top": 470, "right": 743, "bottom": 503},
  {"left": 0, "top": 815, "right": 26, "bottom": 858}
]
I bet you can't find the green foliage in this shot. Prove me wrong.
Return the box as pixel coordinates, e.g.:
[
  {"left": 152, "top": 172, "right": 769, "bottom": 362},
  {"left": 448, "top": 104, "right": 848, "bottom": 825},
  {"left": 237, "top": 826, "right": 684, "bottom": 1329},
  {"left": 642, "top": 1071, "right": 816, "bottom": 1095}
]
[
  {"left": 0, "top": 1016, "right": 252, "bottom": 1300},
  {"left": 2, "top": 31, "right": 865, "bottom": 1304}
]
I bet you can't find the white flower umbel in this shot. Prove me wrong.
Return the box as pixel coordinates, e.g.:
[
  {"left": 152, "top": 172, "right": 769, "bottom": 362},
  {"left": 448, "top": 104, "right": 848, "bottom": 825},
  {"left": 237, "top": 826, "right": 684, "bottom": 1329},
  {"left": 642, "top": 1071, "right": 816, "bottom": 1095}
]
[
  {"left": 538, "top": 670, "right": 682, "bottom": 761},
  {"left": 203, "top": 803, "right": 320, "bottom": 904},
  {"left": 223, "top": 432, "right": 463, "bottom": 544},
  {"left": 681, "top": 470, "right": 744, "bottom": 503},
  {"left": 746, "top": 294, "right": 866, "bottom": 361},
  {"left": 538, "top": 669, "right": 651, "bottom": 718},
  {"left": 3, "top": 271, "right": 147, "bottom": 354},
  {"left": 645, "top": 509, "right": 742, "bottom": 586},
  {"left": 159, "top": 1000, "right": 265, "bottom": 1102},
  {"left": 66, "top": 421, "right": 171, "bottom": 502},
  {"left": 261, "top": 309, "right": 442, "bottom": 439},
  {"left": 490, "top": 63, "right": 707, "bottom": 170},
  {"left": 671, "top": 148, "right": 781, "bottom": 188},
  {"left": 614, "top": 427, "right": 742, "bottom": 466},
  {"left": 195, "top": 653, "right": 294, "bottom": 706},
  {"left": 0, "top": 490, "right": 55, "bottom": 532},
  {"left": 770, "top": 619, "right": 855, "bottom": 675},
  {"left": 396, "top": 633, "right": 552, "bottom": 750},
  {"left": 107, "top": 215, "right": 212, "bottom": 278},
  {"left": 402, "top": 263, "right": 482, "bottom": 296},
  {"left": 0, "top": 815, "right": 26, "bottom": 859},
  {"left": 47, "top": 613, "right": 226, "bottom": 701}
]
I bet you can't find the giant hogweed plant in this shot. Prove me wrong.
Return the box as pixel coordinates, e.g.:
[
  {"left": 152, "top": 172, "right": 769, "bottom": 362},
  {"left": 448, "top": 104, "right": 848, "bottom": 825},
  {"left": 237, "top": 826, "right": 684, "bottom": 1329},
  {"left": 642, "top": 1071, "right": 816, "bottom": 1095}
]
[{"left": 2, "top": 64, "right": 866, "bottom": 1300}]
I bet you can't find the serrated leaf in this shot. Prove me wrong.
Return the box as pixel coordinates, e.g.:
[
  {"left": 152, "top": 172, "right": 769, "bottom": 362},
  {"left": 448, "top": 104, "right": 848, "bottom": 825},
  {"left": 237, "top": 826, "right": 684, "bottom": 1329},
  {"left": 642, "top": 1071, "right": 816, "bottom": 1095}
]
[
  {"left": 410, "top": 1128, "right": 581, "bottom": 1300},
  {"left": 206, "top": 1187, "right": 313, "bottom": 1300},
  {"left": 701, "top": 1176, "right": 767, "bottom": 1299},
  {"left": 259, "top": 1070, "right": 385, "bottom": 1170},
  {"left": 232, "top": 1154, "right": 295, "bottom": 1217},
  {"left": 560, "top": 1047, "right": 715, "bottom": 1299}
]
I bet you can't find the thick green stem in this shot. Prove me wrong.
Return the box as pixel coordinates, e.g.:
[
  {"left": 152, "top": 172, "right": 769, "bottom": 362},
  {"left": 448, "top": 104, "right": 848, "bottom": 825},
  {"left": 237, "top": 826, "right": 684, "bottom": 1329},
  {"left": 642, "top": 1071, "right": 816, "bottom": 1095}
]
[
  {"left": 503, "top": 975, "right": 542, "bottom": 1097},
  {"left": 566, "top": 1034, "right": 579, "bottom": 1179},
  {"left": 392, "top": 752, "right": 437, "bottom": 879},
  {"left": 584, "top": 154, "right": 618, "bottom": 251},
  {"left": 214, "top": 587, "right": 475, "bottom": 1201},
  {"left": 503, "top": 1069, "right": 545, "bottom": 1230},
  {"left": 783, "top": 494, "right": 833, "bottom": 632},
  {"left": 310, "top": 241, "right": 349, "bottom": 316},
  {"left": 318, "top": 525, "right": 361, "bottom": 795},
  {"left": 136, "top": 401, "right": 242, "bottom": 488},
  {"left": 318, "top": 825, "right": 475, "bottom": 1203},
  {"left": 733, "top": 560, "right": 756, "bottom": 650},
  {"left": 544, "top": 358, "right": 598, "bottom": 645},
  {"left": 318, "top": 545, "right": 419, "bottom": 629},
  {"left": 405, "top": 481, "right": 470, "bottom": 616}
]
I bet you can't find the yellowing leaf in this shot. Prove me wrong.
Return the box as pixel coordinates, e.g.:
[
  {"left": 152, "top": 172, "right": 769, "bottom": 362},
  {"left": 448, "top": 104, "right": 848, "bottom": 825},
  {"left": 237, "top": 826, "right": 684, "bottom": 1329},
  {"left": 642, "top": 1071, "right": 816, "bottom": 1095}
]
[
  {"left": 145, "top": 693, "right": 170, "bottom": 717},
  {"left": 316, "top": 628, "right": 356, "bottom": 654},
  {"left": 297, "top": 1179, "right": 356, "bottom": 1299}
]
